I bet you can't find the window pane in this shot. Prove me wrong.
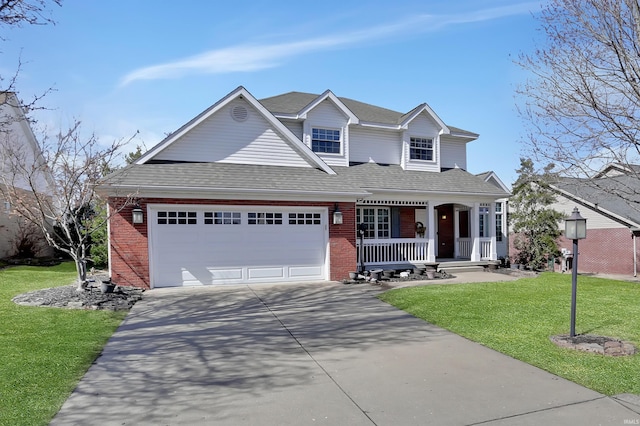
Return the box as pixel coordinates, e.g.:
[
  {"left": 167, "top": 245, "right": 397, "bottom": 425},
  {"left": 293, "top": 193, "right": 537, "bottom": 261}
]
[
  {"left": 410, "top": 137, "right": 434, "bottom": 161},
  {"left": 312, "top": 127, "right": 341, "bottom": 153}
]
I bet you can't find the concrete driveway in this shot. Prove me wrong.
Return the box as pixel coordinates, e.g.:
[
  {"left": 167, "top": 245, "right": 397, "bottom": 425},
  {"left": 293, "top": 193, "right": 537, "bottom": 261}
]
[{"left": 51, "top": 281, "right": 639, "bottom": 425}]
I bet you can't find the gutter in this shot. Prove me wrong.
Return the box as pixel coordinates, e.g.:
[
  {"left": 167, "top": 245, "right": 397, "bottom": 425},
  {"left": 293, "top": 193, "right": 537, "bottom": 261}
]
[
  {"left": 99, "top": 184, "right": 371, "bottom": 200},
  {"left": 360, "top": 187, "right": 510, "bottom": 198}
]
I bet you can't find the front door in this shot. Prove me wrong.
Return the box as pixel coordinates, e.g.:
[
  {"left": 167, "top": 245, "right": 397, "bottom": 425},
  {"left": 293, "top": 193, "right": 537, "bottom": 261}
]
[{"left": 437, "top": 204, "right": 455, "bottom": 258}]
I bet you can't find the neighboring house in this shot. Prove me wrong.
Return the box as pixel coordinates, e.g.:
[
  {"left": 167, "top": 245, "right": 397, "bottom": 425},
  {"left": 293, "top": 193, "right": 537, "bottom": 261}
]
[
  {"left": 548, "top": 163, "right": 640, "bottom": 276},
  {"left": 99, "top": 86, "right": 511, "bottom": 289},
  {"left": 0, "top": 92, "right": 53, "bottom": 259}
]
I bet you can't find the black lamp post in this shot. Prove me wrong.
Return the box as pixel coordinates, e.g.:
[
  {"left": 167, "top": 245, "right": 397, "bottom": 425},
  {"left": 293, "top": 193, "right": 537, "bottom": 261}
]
[{"left": 564, "top": 207, "right": 587, "bottom": 337}]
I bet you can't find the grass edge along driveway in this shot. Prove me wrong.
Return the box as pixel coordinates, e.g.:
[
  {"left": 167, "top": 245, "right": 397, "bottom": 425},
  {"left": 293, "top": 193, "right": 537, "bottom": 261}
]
[
  {"left": 0, "top": 262, "right": 127, "bottom": 426},
  {"left": 379, "top": 272, "right": 640, "bottom": 396}
]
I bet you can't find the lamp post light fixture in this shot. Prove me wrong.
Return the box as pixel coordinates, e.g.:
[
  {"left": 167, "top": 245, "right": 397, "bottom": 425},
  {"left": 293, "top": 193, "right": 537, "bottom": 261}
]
[
  {"left": 132, "top": 204, "right": 144, "bottom": 224},
  {"left": 564, "top": 207, "right": 587, "bottom": 337},
  {"left": 333, "top": 203, "right": 343, "bottom": 225}
]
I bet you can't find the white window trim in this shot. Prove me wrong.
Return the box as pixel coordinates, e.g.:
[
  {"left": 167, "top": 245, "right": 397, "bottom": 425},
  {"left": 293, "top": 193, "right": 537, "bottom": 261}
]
[
  {"left": 310, "top": 126, "right": 343, "bottom": 156},
  {"left": 357, "top": 207, "right": 391, "bottom": 239},
  {"left": 409, "top": 136, "right": 435, "bottom": 162}
]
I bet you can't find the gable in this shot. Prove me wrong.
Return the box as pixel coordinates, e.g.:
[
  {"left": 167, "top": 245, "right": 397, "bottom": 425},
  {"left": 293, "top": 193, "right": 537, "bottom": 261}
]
[
  {"left": 0, "top": 94, "right": 49, "bottom": 192},
  {"left": 405, "top": 112, "right": 443, "bottom": 137},
  {"left": 138, "top": 87, "right": 334, "bottom": 174},
  {"left": 152, "top": 97, "right": 311, "bottom": 168}
]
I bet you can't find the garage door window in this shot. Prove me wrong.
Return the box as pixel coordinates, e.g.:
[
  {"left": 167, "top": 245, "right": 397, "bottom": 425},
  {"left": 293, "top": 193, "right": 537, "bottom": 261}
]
[
  {"left": 157, "top": 211, "right": 197, "bottom": 225},
  {"left": 289, "top": 212, "right": 321, "bottom": 225},
  {"left": 248, "top": 212, "right": 283, "bottom": 225},
  {"left": 204, "top": 211, "right": 241, "bottom": 225}
]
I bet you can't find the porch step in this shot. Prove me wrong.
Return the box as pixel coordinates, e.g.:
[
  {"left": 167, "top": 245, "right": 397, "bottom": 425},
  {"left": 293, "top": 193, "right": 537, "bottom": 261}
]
[{"left": 437, "top": 265, "right": 486, "bottom": 274}]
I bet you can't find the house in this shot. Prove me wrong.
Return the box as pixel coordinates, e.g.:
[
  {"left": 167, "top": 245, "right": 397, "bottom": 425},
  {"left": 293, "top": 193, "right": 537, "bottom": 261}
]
[
  {"left": 0, "top": 92, "right": 54, "bottom": 259},
  {"left": 99, "top": 86, "right": 510, "bottom": 289},
  {"left": 547, "top": 163, "right": 640, "bottom": 276}
]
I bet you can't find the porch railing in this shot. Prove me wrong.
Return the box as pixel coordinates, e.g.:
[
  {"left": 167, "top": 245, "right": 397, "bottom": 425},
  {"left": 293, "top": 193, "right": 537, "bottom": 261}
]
[
  {"left": 457, "top": 237, "right": 493, "bottom": 260},
  {"left": 457, "top": 238, "right": 472, "bottom": 258},
  {"left": 480, "top": 238, "right": 492, "bottom": 260},
  {"left": 357, "top": 238, "right": 429, "bottom": 266}
]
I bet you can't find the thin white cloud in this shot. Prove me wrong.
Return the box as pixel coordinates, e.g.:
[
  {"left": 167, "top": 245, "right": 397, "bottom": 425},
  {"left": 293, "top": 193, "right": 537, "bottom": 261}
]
[{"left": 119, "top": 2, "right": 539, "bottom": 87}]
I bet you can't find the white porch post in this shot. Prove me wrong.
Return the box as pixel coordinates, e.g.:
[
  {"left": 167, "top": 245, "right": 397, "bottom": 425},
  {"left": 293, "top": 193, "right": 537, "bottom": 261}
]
[
  {"left": 471, "top": 202, "right": 481, "bottom": 261},
  {"left": 427, "top": 202, "right": 436, "bottom": 262},
  {"left": 454, "top": 208, "right": 460, "bottom": 258},
  {"left": 490, "top": 202, "right": 498, "bottom": 260}
]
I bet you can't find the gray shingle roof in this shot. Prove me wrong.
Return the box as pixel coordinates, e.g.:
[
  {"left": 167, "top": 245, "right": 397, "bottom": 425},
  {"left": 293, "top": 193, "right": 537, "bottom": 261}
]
[
  {"left": 101, "top": 162, "right": 509, "bottom": 198},
  {"left": 101, "top": 162, "right": 365, "bottom": 195},
  {"left": 259, "top": 91, "right": 477, "bottom": 135},
  {"left": 554, "top": 176, "right": 640, "bottom": 225},
  {"left": 334, "top": 163, "right": 509, "bottom": 195}
]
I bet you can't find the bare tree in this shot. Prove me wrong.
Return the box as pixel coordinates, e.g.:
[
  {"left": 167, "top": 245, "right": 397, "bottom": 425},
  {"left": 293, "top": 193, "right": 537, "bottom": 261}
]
[
  {"left": 0, "top": 120, "right": 136, "bottom": 289},
  {"left": 0, "top": 0, "right": 61, "bottom": 30},
  {"left": 1, "top": 0, "right": 61, "bottom": 109},
  {"left": 517, "top": 0, "right": 640, "bottom": 203}
]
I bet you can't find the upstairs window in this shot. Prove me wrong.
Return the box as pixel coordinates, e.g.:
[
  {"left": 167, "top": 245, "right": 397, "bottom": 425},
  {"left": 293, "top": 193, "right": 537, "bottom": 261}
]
[
  {"left": 311, "top": 128, "right": 341, "bottom": 154},
  {"left": 410, "top": 137, "right": 434, "bottom": 161}
]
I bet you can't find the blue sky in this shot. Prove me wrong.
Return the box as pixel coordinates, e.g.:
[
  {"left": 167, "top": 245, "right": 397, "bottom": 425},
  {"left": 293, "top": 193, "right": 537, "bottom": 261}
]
[{"left": 2, "top": 0, "right": 544, "bottom": 187}]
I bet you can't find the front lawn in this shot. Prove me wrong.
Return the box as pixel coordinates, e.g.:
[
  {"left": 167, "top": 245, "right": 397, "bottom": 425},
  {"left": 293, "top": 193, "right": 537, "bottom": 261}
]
[
  {"left": 0, "top": 263, "right": 127, "bottom": 426},
  {"left": 379, "top": 272, "right": 640, "bottom": 396}
]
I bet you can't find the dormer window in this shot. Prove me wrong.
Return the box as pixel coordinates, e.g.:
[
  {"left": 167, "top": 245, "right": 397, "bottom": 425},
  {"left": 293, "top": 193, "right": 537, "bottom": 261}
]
[
  {"left": 312, "top": 128, "right": 341, "bottom": 154},
  {"left": 410, "top": 137, "right": 434, "bottom": 161}
]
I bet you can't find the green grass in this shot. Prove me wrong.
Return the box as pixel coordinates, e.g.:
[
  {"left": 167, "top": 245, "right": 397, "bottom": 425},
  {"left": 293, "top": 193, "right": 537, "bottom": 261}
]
[
  {"left": 379, "top": 272, "right": 640, "bottom": 396},
  {"left": 0, "top": 263, "right": 127, "bottom": 426}
]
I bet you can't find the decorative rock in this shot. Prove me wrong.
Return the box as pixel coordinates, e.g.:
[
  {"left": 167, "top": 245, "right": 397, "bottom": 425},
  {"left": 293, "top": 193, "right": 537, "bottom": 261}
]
[
  {"left": 13, "top": 284, "right": 144, "bottom": 311},
  {"left": 550, "top": 334, "right": 637, "bottom": 356}
]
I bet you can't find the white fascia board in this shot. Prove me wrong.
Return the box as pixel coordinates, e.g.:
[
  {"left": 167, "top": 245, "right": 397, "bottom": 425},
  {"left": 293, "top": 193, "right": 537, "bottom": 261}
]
[
  {"left": 272, "top": 113, "right": 301, "bottom": 120},
  {"left": 135, "top": 86, "right": 336, "bottom": 175},
  {"left": 550, "top": 184, "right": 640, "bottom": 228},
  {"left": 298, "top": 90, "right": 360, "bottom": 124},
  {"left": 446, "top": 132, "right": 479, "bottom": 141},
  {"left": 359, "top": 121, "right": 402, "bottom": 130},
  {"left": 362, "top": 187, "right": 509, "bottom": 198},
  {"left": 399, "top": 103, "right": 449, "bottom": 133},
  {"left": 481, "top": 172, "right": 511, "bottom": 194},
  {"left": 592, "top": 162, "right": 627, "bottom": 178}
]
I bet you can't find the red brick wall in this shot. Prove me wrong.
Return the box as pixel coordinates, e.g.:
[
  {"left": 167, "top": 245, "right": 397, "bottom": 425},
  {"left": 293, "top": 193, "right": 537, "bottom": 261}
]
[
  {"left": 510, "top": 227, "right": 637, "bottom": 275},
  {"left": 108, "top": 197, "right": 357, "bottom": 288},
  {"left": 557, "top": 228, "right": 636, "bottom": 275},
  {"left": 399, "top": 207, "right": 416, "bottom": 238}
]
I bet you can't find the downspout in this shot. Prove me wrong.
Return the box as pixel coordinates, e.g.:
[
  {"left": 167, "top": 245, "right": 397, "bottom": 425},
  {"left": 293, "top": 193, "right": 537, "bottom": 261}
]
[{"left": 633, "top": 229, "right": 638, "bottom": 277}]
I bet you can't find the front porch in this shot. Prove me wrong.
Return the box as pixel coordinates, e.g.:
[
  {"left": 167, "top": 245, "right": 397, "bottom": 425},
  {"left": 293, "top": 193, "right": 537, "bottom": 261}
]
[
  {"left": 355, "top": 200, "right": 503, "bottom": 271},
  {"left": 356, "top": 237, "right": 495, "bottom": 270}
]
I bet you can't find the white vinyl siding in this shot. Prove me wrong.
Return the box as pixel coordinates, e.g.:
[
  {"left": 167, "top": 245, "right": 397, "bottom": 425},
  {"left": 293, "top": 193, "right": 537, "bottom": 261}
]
[
  {"left": 280, "top": 119, "right": 303, "bottom": 140},
  {"left": 153, "top": 99, "right": 310, "bottom": 168},
  {"left": 303, "top": 100, "right": 348, "bottom": 166},
  {"left": 439, "top": 137, "right": 468, "bottom": 170},
  {"left": 548, "top": 196, "right": 627, "bottom": 230},
  {"left": 403, "top": 114, "right": 441, "bottom": 172},
  {"left": 349, "top": 127, "right": 402, "bottom": 164}
]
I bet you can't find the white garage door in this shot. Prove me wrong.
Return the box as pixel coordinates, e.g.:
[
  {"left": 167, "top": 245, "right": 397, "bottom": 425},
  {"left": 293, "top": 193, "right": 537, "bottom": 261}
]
[{"left": 149, "top": 205, "right": 328, "bottom": 287}]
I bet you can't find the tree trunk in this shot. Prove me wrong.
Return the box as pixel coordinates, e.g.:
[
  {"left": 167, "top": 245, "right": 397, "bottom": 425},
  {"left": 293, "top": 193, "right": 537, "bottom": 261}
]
[{"left": 75, "top": 257, "right": 88, "bottom": 291}]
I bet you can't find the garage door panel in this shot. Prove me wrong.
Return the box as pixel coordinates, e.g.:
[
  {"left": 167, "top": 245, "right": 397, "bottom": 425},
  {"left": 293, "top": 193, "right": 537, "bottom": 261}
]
[
  {"left": 289, "top": 266, "right": 323, "bottom": 278},
  {"left": 150, "top": 206, "right": 327, "bottom": 287},
  {"left": 248, "top": 267, "right": 285, "bottom": 280}
]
